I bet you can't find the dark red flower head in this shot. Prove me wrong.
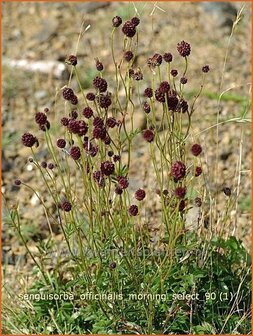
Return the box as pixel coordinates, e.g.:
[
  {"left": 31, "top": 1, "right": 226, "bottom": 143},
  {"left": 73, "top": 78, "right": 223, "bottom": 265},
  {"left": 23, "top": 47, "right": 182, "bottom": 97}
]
[
  {"left": 100, "top": 161, "right": 115, "bottom": 176},
  {"left": 167, "top": 94, "right": 179, "bottom": 112},
  {"left": 124, "top": 51, "right": 134, "bottom": 62},
  {"left": 115, "top": 186, "right": 123, "bottom": 195},
  {"left": 143, "top": 129, "right": 155, "bottom": 142},
  {"left": 155, "top": 89, "right": 166, "bottom": 103},
  {"left": 159, "top": 81, "right": 170, "bottom": 93},
  {"left": 97, "top": 93, "right": 112, "bottom": 109},
  {"left": 117, "top": 176, "right": 129, "bottom": 189},
  {"left": 202, "top": 65, "right": 210, "bottom": 73},
  {"left": 93, "top": 127, "right": 106, "bottom": 140},
  {"left": 191, "top": 144, "right": 202, "bottom": 156},
  {"left": 163, "top": 52, "right": 173, "bottom": 63},
  {"left": 21, "top": 133, "right": 38, "bottom": 147},
  {"left": 93, "top": 171, "right": 105, "bottom": 187},
  {"left": 93, "top": 117, "right": 104, "bottom": 128},
  {"left": 95, "top": 59, "right": 104, "bottom": 71},
  {"left": 106, "top": 117, "right": 117, "bottom": 128},
  {"left": 113, "top": 154, "right": 121, "bottom": 162},
  {"left": 67, "top": 55, "right": 77, "bottom": 66},
  {"left": 70, "top": 146, "right": 81, "bottom": 160},
  {"left": 62, "top": 87, "right": 75, "bottom": 101},
  {"left": 144, "top": 87, "right": 153, "bottom": 98},
  {"left": 41, "top": 161, "right": 47, "bottom": 168},
  {"left": 171, "top": 69, "right": 178, "bottom": 77},
  {"left": 223, "top": 187, "right": 231, "bottom": 197},
  {"left": 177, "top": 40, "right": 191, "bottom": 57},
  {"left": 171, "top": 161, "right": 186, "bottom": 180},
  {"left": 93, "top": 76, "right": 107, "bottom": 92},
  {"left": 131, "top": 16, "right": 140, "bottom": 27},
  {"left": 57, "top": 138, "right": 66, "bottom": 149},
  {"left": 174, "top": 186, "right": 187, "bottom": 199},
  {"left": 14, "top": 179, "right": 21, "bottom": 186},
  {"left": 86, "top": 92, "right": 95, "bottom": 101},
  {"left": 112, "top": 16, "right": 122, "bottom": 28},
  {"left": 180, "top": 77, "right": 188, "bottom": 84},
  {"left": 70, "top": 95, "right": 78, "bottom": 105},
  {"left": 122, "top": 21, "right": 136, "bottom": 38},
  {"left": 128, "top": 204, "right": 138, "bottom": 216},
  {"left": 48, "top": 163, "right": 55, "bottom": 170},
  {"left": 61, "top": 200, "right": 72, "bottom": 212},
  {"left": 35, "top": 112, "right": 47, "bottom": 125},
  {"left": 70, "top": 110, "right": 78, "bottom": 119},
  {"left": 83, "top": 107, "right": 93, "bottom": 119},
  {"left": 135, "top": 189, "right": 146, "bottom": 201},
  {"left": 61, "top": 117, "right": 69, "bottom": 126},
  {"left": 195, "top": 166, "right": 202, "bottom": 177},
  {"left": 143, "top": 102, "right": 151, "bottom": 114}
]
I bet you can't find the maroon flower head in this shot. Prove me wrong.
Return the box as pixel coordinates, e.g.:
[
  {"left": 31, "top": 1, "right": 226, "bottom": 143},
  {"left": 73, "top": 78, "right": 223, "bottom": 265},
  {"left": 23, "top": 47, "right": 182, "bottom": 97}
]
[
  {"left": 67, "top": 55, "right": 77, "bottom": 66},
  {"left": 223, "top": 187, "right": 231, "bottom": 197},
  {"left": 106, "top": 117, "right": 117, "bottom": 128},
  {"left": 128, "top": 204, "right": 138, "bottom": 216},
  {"left": 195, "top": 166, "right": 202, "bottom": 177},
  {"left": 180, "top": 77, "right": 188, "bottom": 84},
  {"left": 93, "top": 126, "right": 106, "bottom": 140},
  {"left": 84, "top": 141, "right": 98, "bottom": 157},
  {"left": 103, "top": 135, "right": 111, "bottom": 145},
  {"left": 144, "top": 87, "right": 153, "bottom": 98},
  {"left": 21, "top": 133, "right": 38, "bottom": 147},
  {"left": 48, "top": 163, "right": 55, "bottom": 170},
  {"left": 155, "top": 89, "right": 166, "bottom": 103},
  {"left": 177, "top": 40, "right": 191, "bottom": 57},
  {"left": 70, "top": 95, "right": 78, "bottom": 105},
  {"left": 117, "top": 176, "right": 129, "bottom": 189},
  {"left": 153, "top": 53, "right": 163, "bottom": 66},
  {"left": 135, "top": 188, "right": 146, "bottom": 201},
  {"left": 95, "top": 59, "right": 104, "bottom": 71},
  {"left": 62, "top": 87, "right": 75, "bottom": 101},
  {"left": 191, "top": 144, "right": 202, "bottom": 156},
  {"left": 39, "top": 120, "right": 50, "bottom": 132},
  {"left": 97, "top": 93, "right": 112, "bottom": 109},
  {"left": 61, "top": 117, "right": 69, "bottom": 126},
  {"left": 61, "top": 200, "right": 72, "bottom": 212},
  {"left": 143, "top": 129, "right": 155, "bottom": 142},
  {"left": 41, "top": 161, "right": 47, "bottom": 168},
  {"left": 100, "top": 161, "right": 115, "bottom": 176},
  {"left": 93, "top": 76, "right": 107, "bottom": 93},
  {"left": 143, "top": 102, "right": 151, "bottom": 114},
  {"left": 113, "top": 154, "right": 121, "bottom": 162},
  {"left": 93, "top": 117, "right": 104, "bottom": 128},
  {"left": 171, "top": 69, "right": 178, "bottom": 77},
  {"left": 174, "top": 186, "right": 187, "bottom": 199},
  {"left": 70, "top": 110, "right": 78, "bottom": 119},
  {"left": 171, "top": 161, "right": 186, "bottom": 180},
  {"left": 163, "top": 52, "right": 173, "bottom": 63},
  {"left": 83, "top": 107, "right": 93, "bottom": 119},
  {"left": 78, "top": 120, "right": 88, "bottom": 136},
  {"left": 108, "top": 150, "right": 114, "bottom": 157},
  {"left": 195, "top": 197, "right": 202, "bottom": 207},
  {"left": 70, "top": 146, "right": 81, "bottom": 160},
  {"left": 35, "top": 112, "right": 47, "bottom": 125},
  {"left": 86, "top": 92, "right": 95, "bottom": 101},
  {"left": 57, "top": 138, "right": 66, "bottom": 149},
  {"left": 68, "top": 119, "right": 80, "bottom": 134},
  {"left": 202, "top": 65, "right": 210, "bottom": 73},
  {"left": 179, "top": 99, "right": 188, "bottom": 113},
  {"left": 168, "top": 94, "right": 179, "bottom": 112},
  {"left": 124, "top": 51, "right": 134, "bottom": 62},
  {"left": 159, "top": 81, "right": 170, "bottom": 93},
  {"left": 93, "top": 171, "right": 104, "bottom": 186},
  {"left": 112, "top": 16, "right": 122, "bottom": 28},
  {"left": 122, "top": 21, "right": 136, "bottom": 38},
  {"left": 179, "top": 199, "right": 186, "bottom": 212},
  {"left": 14, "top": 179, "right": 21, "bottom": 186},
  {"left": 131, "top": 16, "right": 140, "bottom": 27},
  {"left": 115, "top": 186, "right": 123, "bottom": 195},
  {"left": 44, "top": 107, "right": 49, "bottom": 113}
]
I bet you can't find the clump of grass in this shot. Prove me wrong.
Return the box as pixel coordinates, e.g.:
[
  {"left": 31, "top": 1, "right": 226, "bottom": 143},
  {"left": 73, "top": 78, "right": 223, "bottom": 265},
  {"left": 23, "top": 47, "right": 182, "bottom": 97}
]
[{"left": 3, "top": 12, "right": 251, "bottom": 334}]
